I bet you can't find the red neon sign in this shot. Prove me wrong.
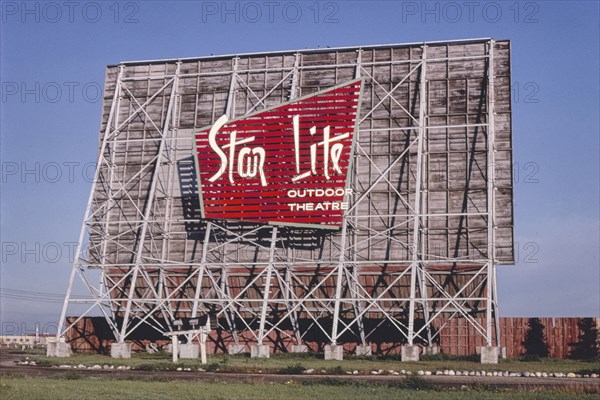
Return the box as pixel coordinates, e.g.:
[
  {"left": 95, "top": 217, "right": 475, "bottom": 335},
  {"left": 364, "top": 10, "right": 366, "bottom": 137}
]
[{"left": 195, "top": 79, "right": 362, "bottom": 228}]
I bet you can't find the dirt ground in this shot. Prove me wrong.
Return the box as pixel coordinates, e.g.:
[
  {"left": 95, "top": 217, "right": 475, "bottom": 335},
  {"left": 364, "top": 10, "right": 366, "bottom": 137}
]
[{"left": 1, "top": 349, "right": 598, "bottom": 393}]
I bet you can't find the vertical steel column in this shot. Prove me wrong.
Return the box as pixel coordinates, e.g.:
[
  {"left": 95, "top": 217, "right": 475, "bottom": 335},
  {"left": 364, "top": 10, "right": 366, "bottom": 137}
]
[
  {"left": 191, "top": 223, "right": 212, "bottom": 318},
  {"left": 257, "top": 227, "right": 278, "bottom": 345},
  {"left": 100, "top": 66, "right": 123, "bottom": 322},
  {"left": 283, "top": 268, "right": 302, "bottom": 345},
  {"left": 418, "top": 61, "right": 433, "bottom": 345},
  {"left": 119, "top": 62, "right": 181, "bottom": 342},
  {"left": 290, "top": 53, "right": 300, "bottom": 99},
  {"left": 220, "top": 264, "right": 239, "bottom": 344},
  {"left": 407, "top": 45, "right": 427, "bottom": 346},
  {"left": 157, "top": 80, "right": 181, "bottom": 320},
  {"left": 56, "top": 65, "right": 124, "bottom": 340},
  {"left": 226, "top": 57, "right": 239, "bottom": 117},
  {"left": 492, "top": 264, "right": 501, "bottom": 346},
  {"left": 351, "top": 48, "right": 367, "bottom": 347},
  {"left": 285, "top": 53, "right": 304, "bottom": 346},
  {"left": 330, "top": 221, "right": 349, "bottom": 345},
  {"left": 219, "top": 58, "right": 240, "bottom": 344},
  {"left": 485, "top": 40, "right": 497, "bottom": 348}
]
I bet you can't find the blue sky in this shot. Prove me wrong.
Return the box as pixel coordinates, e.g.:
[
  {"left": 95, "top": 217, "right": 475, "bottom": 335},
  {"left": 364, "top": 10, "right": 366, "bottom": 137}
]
[{"left": 1, "top": 0, "right": 599, "bottom": 334}]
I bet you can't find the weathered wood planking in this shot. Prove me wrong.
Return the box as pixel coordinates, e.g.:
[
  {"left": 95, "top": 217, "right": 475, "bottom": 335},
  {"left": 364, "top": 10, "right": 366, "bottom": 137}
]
[{"left": 89, "top": 39, "right": 514, "bottom": 317}]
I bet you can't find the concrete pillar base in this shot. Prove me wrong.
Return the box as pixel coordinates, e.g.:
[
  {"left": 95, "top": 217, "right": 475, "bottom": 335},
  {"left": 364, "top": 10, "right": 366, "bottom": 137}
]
[
  {"left": 401, "top": 345, "right": 420, "bottom": 362},
  {"left": 324, "top": 344, "right": 343, "bottom": 361},
  {"left": 290, "top": 345, "right": 308, "bottom": 353},
  {"left": 499, "top": 346, "right": 507, "bottom": 359},
  {"left": 46, "top": 342, "right": 55, "bottom": 357},
  {"left": 423, "top": 345, "right": 439, "bottom": 356},
  {"left": 111, "top": 342, "right": 132, "bottom": 359},
  {"left": 355, "top": 345, "right": 372, "bottom": 356},
  {"left": 250, "top": 344, "right": 270, "bottom": 358},
  {"left": 46, "top": 342, "right": 72, "bottom": 357},
  {"left": 228, "top": 344, "right": 245, "bottom": 355},
  {"left": 480, "top": 346, "right": 499, "bottom": 364},
  {"left": 179, "top": 344, "right": 199, "bottom": 359}
]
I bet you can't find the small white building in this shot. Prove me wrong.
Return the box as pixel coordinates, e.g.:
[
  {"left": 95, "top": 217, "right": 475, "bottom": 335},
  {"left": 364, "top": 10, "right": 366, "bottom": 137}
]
[{"left": 0, "top": 334, "right": 50, "bottom": 348}]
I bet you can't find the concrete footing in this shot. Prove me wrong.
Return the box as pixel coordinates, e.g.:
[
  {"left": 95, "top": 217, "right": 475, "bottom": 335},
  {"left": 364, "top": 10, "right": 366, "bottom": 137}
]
[
  {"left": 179, "top": 344, "right": 199, "bottom": 359},
  {"left": 250, "top": 344, "right": 270, "bottom": 358},
  {"left": 401, "top": 345, "right": 420, "bottom": 362},
  {"left": 499, "top": 346, "right": 507, "bottom": 359},
  {"left": 290, "top": 345, "right": 308, "bottom": 353},
  {"left": 324, "top": 344, "right": 344, "bottom": 361},
  {"left": 423, "top": 345, "right": 439, "bottom": 356},
  {"left": 46, "top": 342, "right": 72, "bottom": 357},
  {"left": 111, "top": 342, "right": 132, "bottom": 359},
  {"left": 355, "top": 345, "right": 372, "bottom": 356},
  {"left": 228, "top": 344, "right": 245, "bottom": 355},
  {"left": 480, "top": 346, "right": 499, "bottom": 364}
]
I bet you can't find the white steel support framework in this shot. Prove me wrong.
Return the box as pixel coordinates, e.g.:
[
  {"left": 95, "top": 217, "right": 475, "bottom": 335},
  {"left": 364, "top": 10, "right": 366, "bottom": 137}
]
[{"left": 56, "top": 39, "right": 505, "bottom": 356}]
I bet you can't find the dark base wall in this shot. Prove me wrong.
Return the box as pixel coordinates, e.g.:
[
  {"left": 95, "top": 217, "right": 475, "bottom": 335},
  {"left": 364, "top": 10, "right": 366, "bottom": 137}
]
[{"left": 65, "top": 316, "right": 599, "bottom": 359}]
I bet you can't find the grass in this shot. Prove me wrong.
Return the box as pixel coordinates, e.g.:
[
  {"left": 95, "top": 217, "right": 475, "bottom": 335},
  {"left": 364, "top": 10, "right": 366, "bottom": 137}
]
[
  {"left": 0, "top": 375, "right": 598, "bottom": 400},
  {"left": 25, "top": 350, "right": 600, "bottom": 375}
]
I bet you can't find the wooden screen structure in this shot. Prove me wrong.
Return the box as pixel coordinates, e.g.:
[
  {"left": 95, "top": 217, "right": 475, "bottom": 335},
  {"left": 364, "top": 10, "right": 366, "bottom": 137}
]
[{"left": 57, "top": 38, "right": 514, "bottom": 356}]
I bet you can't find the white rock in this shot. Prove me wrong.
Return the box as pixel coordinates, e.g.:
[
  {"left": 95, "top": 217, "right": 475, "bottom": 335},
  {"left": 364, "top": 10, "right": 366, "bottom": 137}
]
[
  {"left": 535, "top": 372, "right": 542, "bottom": 377},
  {"left": 523, "top": 372, "right": 530, "bottom": 377},
  {"left": 198, "top": 368, "right": 205, "bottom": 372},
  {"left": 436, "top": 371, "right": 443, "bottom": 376},
  {"left": 443, "top": 370, "right": 449, "bottom": 375},
  {"left": 469, "top": 371, "right": 475, "bottom": 376},
  {"left": 455, "top": 371, "right": 462, "bottom": 376},
  {"left": 567, "top": 373, "right": 576, "bottom": 378},
  {"left": 475, "top": 372, "right": 481, "bottom": 376},
  {"left": 417, "top": 370, "right": 424, "bottom": 376},
  {"left": 320, "top": 369, "right": 326, "bottom": 373},
  {"left": 78, "top": 364, "right": 86, "bottom": 369},
  {"left": 591, "top": 373, "right": 598, "bottom": 378},
  {"left": 406, "top": 371, "right": 412, "bottom": 375},
  {"left": 91, "top": 365, "right": 102, "bottom": 369},
  {"left": 352, "top": 370, "right": 358, "bottom": 375},
  {"left": 391, "top": 371, "right": 399, "bottom": 376},
  {"left": 102, "top": 365, "right": 110, "bottom": 369},
  {"left": 492, "top": 371, "right": 498, "bottom": 376},
  {"left": 303, "top": 369, "right": 314, "bottom": 374},
  {"left": 448, "top": 370, "right": 455, "bottom": 376},
  {"left": 486, "top": 372, "right": 493, "bottom": 377},
  {"left": 371, "top": 370, "right": 379, "bottom": 375},
  {"left": 184, "top": 368, "right": 191, "bottom": 371},
  {"left": 400, "top": 369, "right": 406, "bottom": 375},
  {"left": 542, "top": 372, "right": 548, "bottom": 377},
  {"left": 176, "top": 367, "right": 183, "bottom": 371},
  {"left": 584, "top": 374, "right": 590, "bottom": 378},
  {"left": 425, "top": 371, "right": 432, "bottom": 376}
]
